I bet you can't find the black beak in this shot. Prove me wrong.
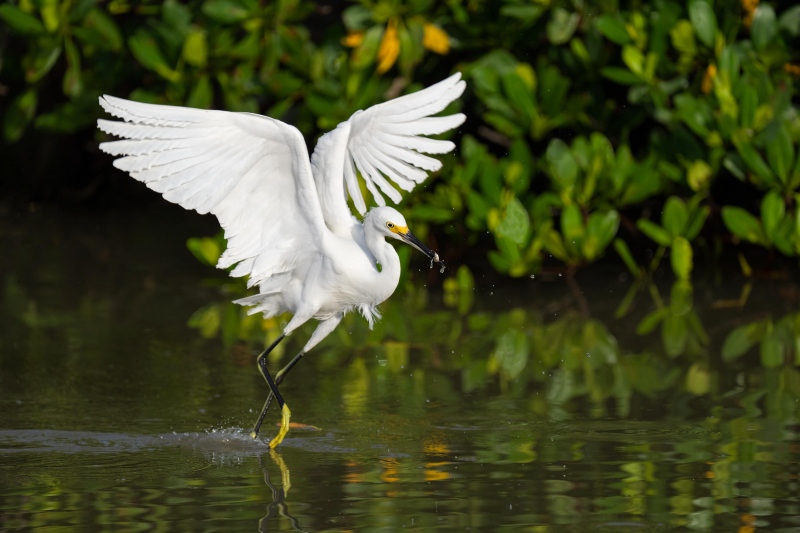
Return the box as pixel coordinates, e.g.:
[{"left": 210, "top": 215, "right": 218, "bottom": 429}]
[{"left": 400, "top": 231, "right": 445, "bottom": 272}]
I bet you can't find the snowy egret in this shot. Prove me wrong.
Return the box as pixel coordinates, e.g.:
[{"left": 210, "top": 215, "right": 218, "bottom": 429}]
[{"left": 97, "top": 73, "right": 465, "bottom": 448}]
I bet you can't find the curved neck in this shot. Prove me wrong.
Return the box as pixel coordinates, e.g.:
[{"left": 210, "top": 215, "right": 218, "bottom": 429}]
[{"left": 363, "top": 224, "right": 401, "bottom": 294}]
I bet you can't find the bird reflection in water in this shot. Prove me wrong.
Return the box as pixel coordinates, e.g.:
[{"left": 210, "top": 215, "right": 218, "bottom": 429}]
[{"left": 258, "top": 450, "right": 305, "bottom": 532}]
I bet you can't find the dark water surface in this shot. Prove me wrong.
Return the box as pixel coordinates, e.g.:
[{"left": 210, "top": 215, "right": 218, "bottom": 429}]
[{"left": 2, "top": 205, "right": 800, "bottom": 531}]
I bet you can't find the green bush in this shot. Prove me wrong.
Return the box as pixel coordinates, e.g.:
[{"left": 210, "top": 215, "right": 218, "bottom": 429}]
[{"left": 3, "top": 0, "right": 800, "bottom": 279}]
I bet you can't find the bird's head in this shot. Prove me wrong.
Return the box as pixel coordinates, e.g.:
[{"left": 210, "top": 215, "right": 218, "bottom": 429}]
[{"left": 367, "top": 207, "right": 444, "bottom": 270}]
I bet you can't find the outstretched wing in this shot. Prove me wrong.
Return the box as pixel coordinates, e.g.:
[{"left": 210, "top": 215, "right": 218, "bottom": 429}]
[
  {"left": 310, "top": 73, "right": 466, "bottom": 235},
  {"left": 97, "top": 96, "right": 326, "bottom": 295}
]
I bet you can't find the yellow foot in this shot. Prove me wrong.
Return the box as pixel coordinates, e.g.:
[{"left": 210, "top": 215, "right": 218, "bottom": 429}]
[
  {"left": 268, "top": 403, "right": 291, "bottom": 449},
  {"left": 269, "top": 449, "right": 292, "bottom": 494}
]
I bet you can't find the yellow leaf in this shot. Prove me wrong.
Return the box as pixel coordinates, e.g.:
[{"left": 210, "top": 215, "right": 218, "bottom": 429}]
[
  {"left": 741, "top": 0, "right": 759, "bottom": 15},
  {"left": 377, "top": 19, "right": 400, "bottom": 73},
  {"left": 701, "top": 64, "right": 716, "bottom": 94},
  {"left": 423, "top": 23, "right": 450, "bottom": 55},
  {"left": 784, "top": 63, "right": 800, "bottom": 77},
  {"left": 741, "top": 0, "right": 759, "bottom": 27},
  {"left": 343, "top": 31, "right": 364, "bottom": 48}
]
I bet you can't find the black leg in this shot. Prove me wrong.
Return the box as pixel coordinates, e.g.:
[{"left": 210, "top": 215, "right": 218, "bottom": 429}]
[
  {"left": 260, "top": 356, "right": 285, "bottom": 408},
  {"left": 255, "top": 335, "right": 286, "bottom": 374},
  {"left": 250, "top": 350, "right": 306, "bottom": 440},
  {"left": 250, "top": 335, "right": 285, "bottom": 439}
]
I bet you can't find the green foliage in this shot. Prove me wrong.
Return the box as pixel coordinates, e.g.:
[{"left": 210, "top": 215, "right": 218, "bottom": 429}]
[
  {"left": 408, "top": 0, "right": 799, "bottom": 278},
  {"left": 179, "top": 265, "right": 800, "bottom": 407},
  {"left": 186, "top": 234, "right": 225, "bottom": 267},
  {"left": 722, "top": 311, "right": 800, "bottom": 368},
  {"left": 722, "top": 190, "right": 800, "bottom": 254},
  {"left": 4, "top": 0, "right": 800, "bottom": 278},
  {"left": 636, "top": 281, "right": 708, "bottom": 359},
  {"left": 636, "top": 194, "right": 710, "bottom": 278}
]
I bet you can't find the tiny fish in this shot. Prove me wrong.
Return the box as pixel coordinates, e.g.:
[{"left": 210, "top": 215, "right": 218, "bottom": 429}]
[{"left": 429, "top": 252, "right": 446, "bottom": 273}]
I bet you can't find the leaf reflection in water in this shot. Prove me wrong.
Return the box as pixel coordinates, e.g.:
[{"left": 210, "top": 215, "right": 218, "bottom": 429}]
[{"left": 3, "top": 233, "right": 800, "bottom": 530}]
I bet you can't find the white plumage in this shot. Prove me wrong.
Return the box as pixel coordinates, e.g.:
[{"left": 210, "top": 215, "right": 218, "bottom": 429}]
[{"left": 98, "top": 73, "right": 465, "bottom": 446}]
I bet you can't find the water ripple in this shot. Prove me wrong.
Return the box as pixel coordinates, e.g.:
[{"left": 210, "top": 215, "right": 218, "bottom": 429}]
[{"left": 0, "top": 427, "right": 351, "bottom": 456}]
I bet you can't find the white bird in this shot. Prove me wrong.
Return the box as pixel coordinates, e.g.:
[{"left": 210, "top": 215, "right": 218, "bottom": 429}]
[{"left": 97, "top": 73, "right": 466, "bottom": 447}]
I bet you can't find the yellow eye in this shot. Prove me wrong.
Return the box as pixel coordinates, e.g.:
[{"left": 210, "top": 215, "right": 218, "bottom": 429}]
[{"left": 386, "top": 222, "right": 395, "bottom": 229}]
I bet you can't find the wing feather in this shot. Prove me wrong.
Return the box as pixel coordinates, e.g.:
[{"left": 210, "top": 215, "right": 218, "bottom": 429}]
[
  {"left": 99, "top": 137, "right": 206, "bottom": 156},
  {"left": 371, "top": 151, "right": 429, "bottom": 183},
  {"left": 343, "top": 155, "right": 365, "bottom": 214},
  {"left": 98, "top": 119, "right": 218, "bottom": 140},
  {"left": 380, "top": 115, "right": 466, "bottom": 136},
  {"left": 375, "top": 131, "right": 455, "bottom": 154},
  {"left": 361, "top": 143, "right": 416, "bottom": 191},
  {"left": 113, "top": 144, "right": 219, "bottom": 173},
  {"left": 381, "top": 83, "right": 467, "bottom": 123},
  {"left": 98, "top": 96, "right": 328, "bottom": 316},
  {"left": 309, "top": 73, "right": 465, "bottom": 232},
  {"left": 369, "top": 137, "right": 442, "bottom": 171},
  {"left": 100, "top": 94, "right": 206, "bottom": 124},
  {"left": 376, "top": 76, "right": 463, "bottom": 117},
  {"left": 352, "top": 147, "right": 403, "bottom": 202}
]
